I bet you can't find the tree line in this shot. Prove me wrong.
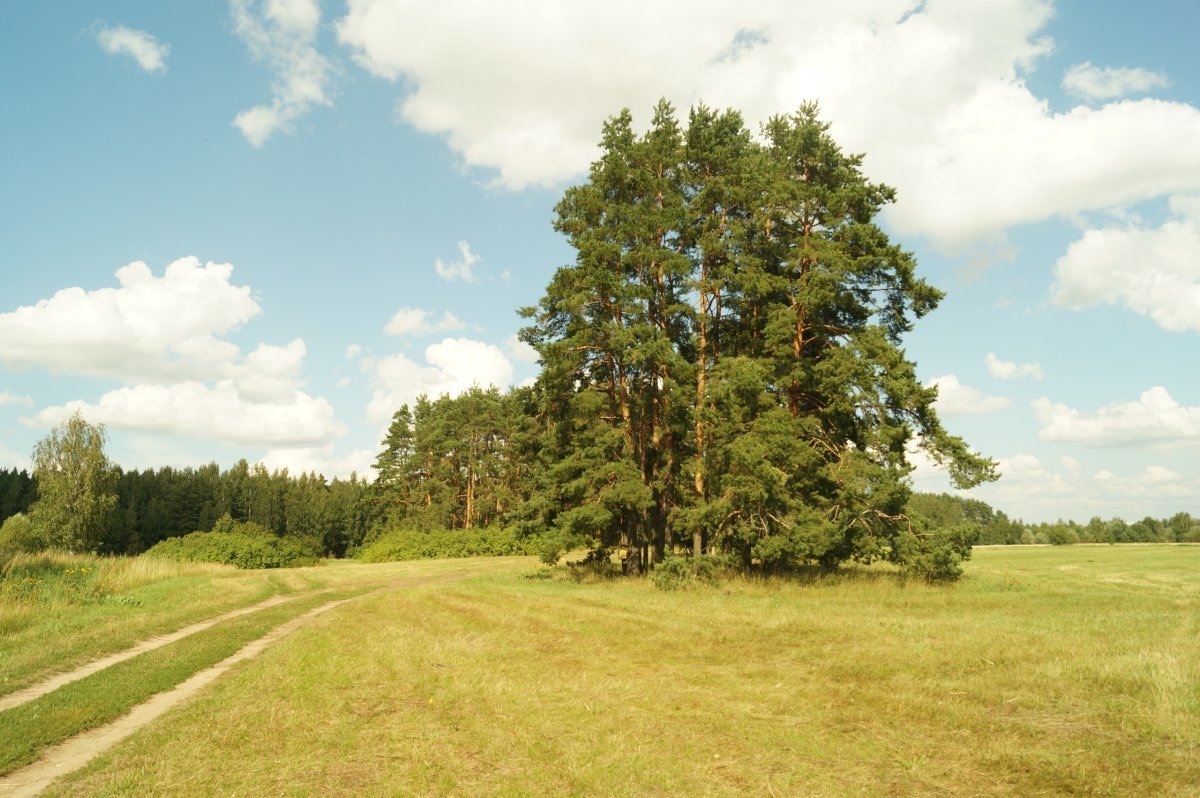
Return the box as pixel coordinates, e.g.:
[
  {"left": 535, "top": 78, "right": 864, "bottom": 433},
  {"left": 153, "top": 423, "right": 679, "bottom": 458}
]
[
  {"left": 18, "top": 101, "right": 1187, "bottom": 579},
  {"left": 0, "top": 427, "right": 371, "bottom": 558}
]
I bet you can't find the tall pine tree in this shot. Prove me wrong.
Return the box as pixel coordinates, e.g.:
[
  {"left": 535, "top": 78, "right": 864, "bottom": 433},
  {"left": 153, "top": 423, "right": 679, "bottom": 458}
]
[{"left": 522, "top": 101, "right": 995, "bottom": 578}]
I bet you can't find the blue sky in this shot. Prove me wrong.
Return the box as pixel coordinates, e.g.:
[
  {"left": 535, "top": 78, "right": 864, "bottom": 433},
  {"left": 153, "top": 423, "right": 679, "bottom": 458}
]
[{"left": 2, "top": 0, "right": 1199, "bottom": 523}]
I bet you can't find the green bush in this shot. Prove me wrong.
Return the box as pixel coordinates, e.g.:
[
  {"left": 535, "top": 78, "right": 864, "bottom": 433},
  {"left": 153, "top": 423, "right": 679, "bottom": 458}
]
[
  {"left": 357, "top": 526, "right": 542, "bottom": 563},
  {"left": 0, "top": 514, "right": 43, "bottom": 560},
  {"left": 143, "top": 530, "right": 315, "bottom": 569},
  {"left": 650, "top": 554, "right": 727, "bottom": 591}
]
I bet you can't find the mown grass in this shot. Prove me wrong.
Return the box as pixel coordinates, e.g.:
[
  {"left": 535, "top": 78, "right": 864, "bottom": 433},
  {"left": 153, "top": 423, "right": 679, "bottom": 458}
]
[
  {"left": 0, "top": 588, "right": 360, "bottom": 774},
  {"left": 0, "top": 552, "right": 526, "bottom": 699},
  {"left": 44, "top": 545, "right": 1200, "bottom": 797},
  {"left": 0, "top": 551, "right": 317, "bottom": 697}
]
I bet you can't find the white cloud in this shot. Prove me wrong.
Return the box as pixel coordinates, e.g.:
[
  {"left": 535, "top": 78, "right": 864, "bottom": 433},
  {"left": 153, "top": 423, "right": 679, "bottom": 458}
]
[
  {"left": 985, "top": 352, "right": 1043, "bottom": 380},
  {"left": 364, "top": 337, "right": 514, "bottom": 423},
  {"left": 259, "top": 444, "right": 375, "bottom": 480},
  {"left": 336, "top": 0, "right": 1200, "bottom": 248},
  {"left": 0, "top": 258, "right": 259, "bottom": 382},
  {"left": 34, "top": 381, "right": 344, "bottom": 448},
  {"left": 231, "top": 0, "right": 333, "bottom": 147},
  {"left": 918, "top": 451, "right": 1190, "bottom": 517},
  {"left": 1091, "top": 465, "right": 1191, "bottom": 499},
  {"left": 1052, "top": 195, "right": 1200, "bottom": 332},
  {"left": 503, "top": 333, "right": 539, "bottom": 364},
  {"left": 234, "top": 339, "right": 306, "bottom": 401},
  {"left": 344, "top": 343, "right": 362, "bottom": 359},
  {"left": 434, "top": 241, "right": 479, "bottom": 283},
  {"left": 384, "top": 307, "right": 465, "bottom": 336},
  {"left": 926, "top": 374, "right": 1010, "bottom": 416},
  {"left": 0, "top": 391, "right": 33, "bottom": 407},
  {"left": 2, "top": 257, "right": 353, "bottom": 451},
  {"left": 1062, "top": 62, "right": 1168, "bottom": 101},
  {"left": 96, "top": 25, "right": 170, "bottom": 73},
  {"left": 1033, "top": 387, "right": 1200, "bottom": 445}
]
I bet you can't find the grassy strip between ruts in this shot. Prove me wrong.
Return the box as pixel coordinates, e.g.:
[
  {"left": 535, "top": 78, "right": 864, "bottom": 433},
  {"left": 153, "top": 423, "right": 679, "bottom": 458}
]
[{"left": 0, "top": 586, "right": 371, "bottom": 775}]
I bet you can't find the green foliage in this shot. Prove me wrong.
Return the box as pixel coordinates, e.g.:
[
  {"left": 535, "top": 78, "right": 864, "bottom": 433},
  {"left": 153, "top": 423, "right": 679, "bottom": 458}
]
[
  {"left": 650, "top": 554, "right": 728, "bottom": 590},
  {"left": 0, "top": 512, "right": 42, "bottom": 560},
  {"left": 28, "top": 412, "right": 119, "bottom": 553},
  {"left": 143, "top": 529, "right": 316, "bottom": 569},
  {"left": 356, "top": 526, "right": 541, "bottom": 563},
  {"left": 0, "top": 554, "right": 127, "bottom": 605},
  {"left": 520, "top": 100, "right": 996, "bottom": 579}
]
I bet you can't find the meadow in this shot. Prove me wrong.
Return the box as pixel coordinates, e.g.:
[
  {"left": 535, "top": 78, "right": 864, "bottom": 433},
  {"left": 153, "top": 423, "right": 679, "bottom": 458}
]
[{"left": 3, "top": 545, "right": 1198, "bottom": 796}]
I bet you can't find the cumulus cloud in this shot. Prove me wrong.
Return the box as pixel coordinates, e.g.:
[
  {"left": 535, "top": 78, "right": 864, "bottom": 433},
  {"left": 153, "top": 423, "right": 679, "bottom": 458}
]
[
  {"left": 0, "top": 391, "right": 33, "bottom": 407},
  {"left": 336, "top": 0, "right": 1200, "bottom": 248},
  {"left": 34, "top": 381, "right": 344, "bottom": 448},
  {"left": 364, "top": 337, "right": 514, "bottom": 423},
  {"left": 1033, "top": 386, "right": 1200, "bottom": 445},
  {"left": 96, "top": 25, "right": 170, "bottom": 73},
  {"left": 503, "top": 334, "right": 539, "bottom": 364},
  {"left": 259, "top": 444, "right": 376, "bottom": 479},
  {"left": 234, "top": 339, "right": 307, "bottom": 401},
  {"left": 985, "top": 352, "right": 1043, "bottom": 380},
  {"left": 1052, "top": 195, "right": 1200, "bottom": 332},
  {"left": 434, "top": 241, "right": 480, "bottom": 283},
  {"left": 1062, "top": 62, "right": 1168, "bottom": 101},
  {"left": 344, "top": 343, "right": 362, "bottom": 359},
  {"left": 926, "top": 374, "right": 1010, "bottom": 416},
  {"left": 1091, "top": 465, "right": 1192, "bottom": 499},
  {"left": 0, "top": 258, "right": 258, "bottom": 382},
  {"left": 231, "top": 0, "right": 334, "bottom": 147},
  {"left": 384, "top": 307, "right": 465, "bottom": 336},
  {"left": 5, "top": 258, "right": 352, "bottom": 451}
]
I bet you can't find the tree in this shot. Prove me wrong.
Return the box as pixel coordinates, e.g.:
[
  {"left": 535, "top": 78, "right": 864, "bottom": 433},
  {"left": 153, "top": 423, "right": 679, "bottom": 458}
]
[
  {"left": 522, "top": 101, "right": 996, "bottom": 578},
  {"left": 28, "top": 411, "right": 119, "bottom": 552}
]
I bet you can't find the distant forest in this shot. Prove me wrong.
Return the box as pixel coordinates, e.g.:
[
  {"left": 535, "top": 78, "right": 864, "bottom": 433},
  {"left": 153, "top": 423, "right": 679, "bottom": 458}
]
[{"left": 2, "top": 389, "right": 1197, "bottom": 558}]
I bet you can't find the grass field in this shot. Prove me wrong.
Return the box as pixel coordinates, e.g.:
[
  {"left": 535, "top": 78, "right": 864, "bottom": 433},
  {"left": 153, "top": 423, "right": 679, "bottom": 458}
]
[{"left": 17, "top": 544, "right": 1195, "bottom": 797}]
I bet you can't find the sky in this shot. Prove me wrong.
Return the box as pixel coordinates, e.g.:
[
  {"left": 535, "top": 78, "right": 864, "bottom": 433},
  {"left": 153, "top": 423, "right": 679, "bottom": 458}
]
[{"left": 2, "top": 0, "right": 1199, "bottom": 524}]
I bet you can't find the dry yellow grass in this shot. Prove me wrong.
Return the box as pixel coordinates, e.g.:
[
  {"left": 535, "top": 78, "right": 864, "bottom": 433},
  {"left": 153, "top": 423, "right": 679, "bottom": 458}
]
[{"left": 43, "top": 545, "right": 1200, "bottom": 797}]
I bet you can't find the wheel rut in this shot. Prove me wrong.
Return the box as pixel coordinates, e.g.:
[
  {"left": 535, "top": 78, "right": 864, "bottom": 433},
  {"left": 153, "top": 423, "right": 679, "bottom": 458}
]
[{"left": 0, "top": 563, "right": 511, "bottom": 797}]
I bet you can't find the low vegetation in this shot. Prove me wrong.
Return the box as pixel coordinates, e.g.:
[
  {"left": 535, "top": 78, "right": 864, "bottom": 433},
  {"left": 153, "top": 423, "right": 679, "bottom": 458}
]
[
  {"left": 142, "top": 516, "right": 318, "bottom": 569},
  {"left": 29, "top": 545, "right": 1200, "bottom": 797},
  {"left": 356, "top": 526, "right": 542, "bottom": 563}
]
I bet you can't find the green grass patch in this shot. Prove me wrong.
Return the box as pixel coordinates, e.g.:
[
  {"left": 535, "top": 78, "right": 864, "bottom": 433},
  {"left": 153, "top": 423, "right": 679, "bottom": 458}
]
[
  {"left": 45, "top": 545, "right": 1200, "bottom": 796},
  {"left": 0, "top": 587, "right": 372, "bottom": 775}
]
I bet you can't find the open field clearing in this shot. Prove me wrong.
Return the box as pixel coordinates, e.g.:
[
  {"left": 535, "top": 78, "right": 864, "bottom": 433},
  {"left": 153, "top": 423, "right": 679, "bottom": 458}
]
[
  {"left": 21, "top": 545, "right": 1198, "bottom": 797},
  {"left": 0, "top": 554, "right": 525, "bottom": 699},
  {"left": 0, "top": 556, "right": 531, "bottom": 795}
]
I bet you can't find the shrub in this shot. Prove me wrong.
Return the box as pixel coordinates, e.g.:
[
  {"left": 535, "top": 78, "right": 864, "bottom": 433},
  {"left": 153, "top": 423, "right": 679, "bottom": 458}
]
[
  {"left": 650, "top": 554, "right": 727, "bottom": 591},
  {"left": 0, "top": 513, "right": 43, "bottom": 560},
  {"left": 143, "top": 530, "right": 315, "bottom": 569},
  {"left": 357, "top": 526, "right": 542, "bottom": 563}
]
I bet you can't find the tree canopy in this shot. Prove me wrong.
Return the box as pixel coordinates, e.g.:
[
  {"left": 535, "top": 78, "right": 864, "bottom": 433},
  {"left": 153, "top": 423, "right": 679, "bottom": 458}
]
[
  {"left": 28, "top": 411, "right": 119, "bottom": 552},
  {"left": 519, "top": 100, "right": 996, "bottom": 578}
]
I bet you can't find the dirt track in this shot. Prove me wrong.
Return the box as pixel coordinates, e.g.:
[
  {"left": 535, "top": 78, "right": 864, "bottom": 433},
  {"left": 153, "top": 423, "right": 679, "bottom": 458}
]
[
  {"left": 0, "top": 594, "right": 298, "bottom": 714},
  {"left": 0, "top": 563, "right": 514, "bottom": 797}
]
